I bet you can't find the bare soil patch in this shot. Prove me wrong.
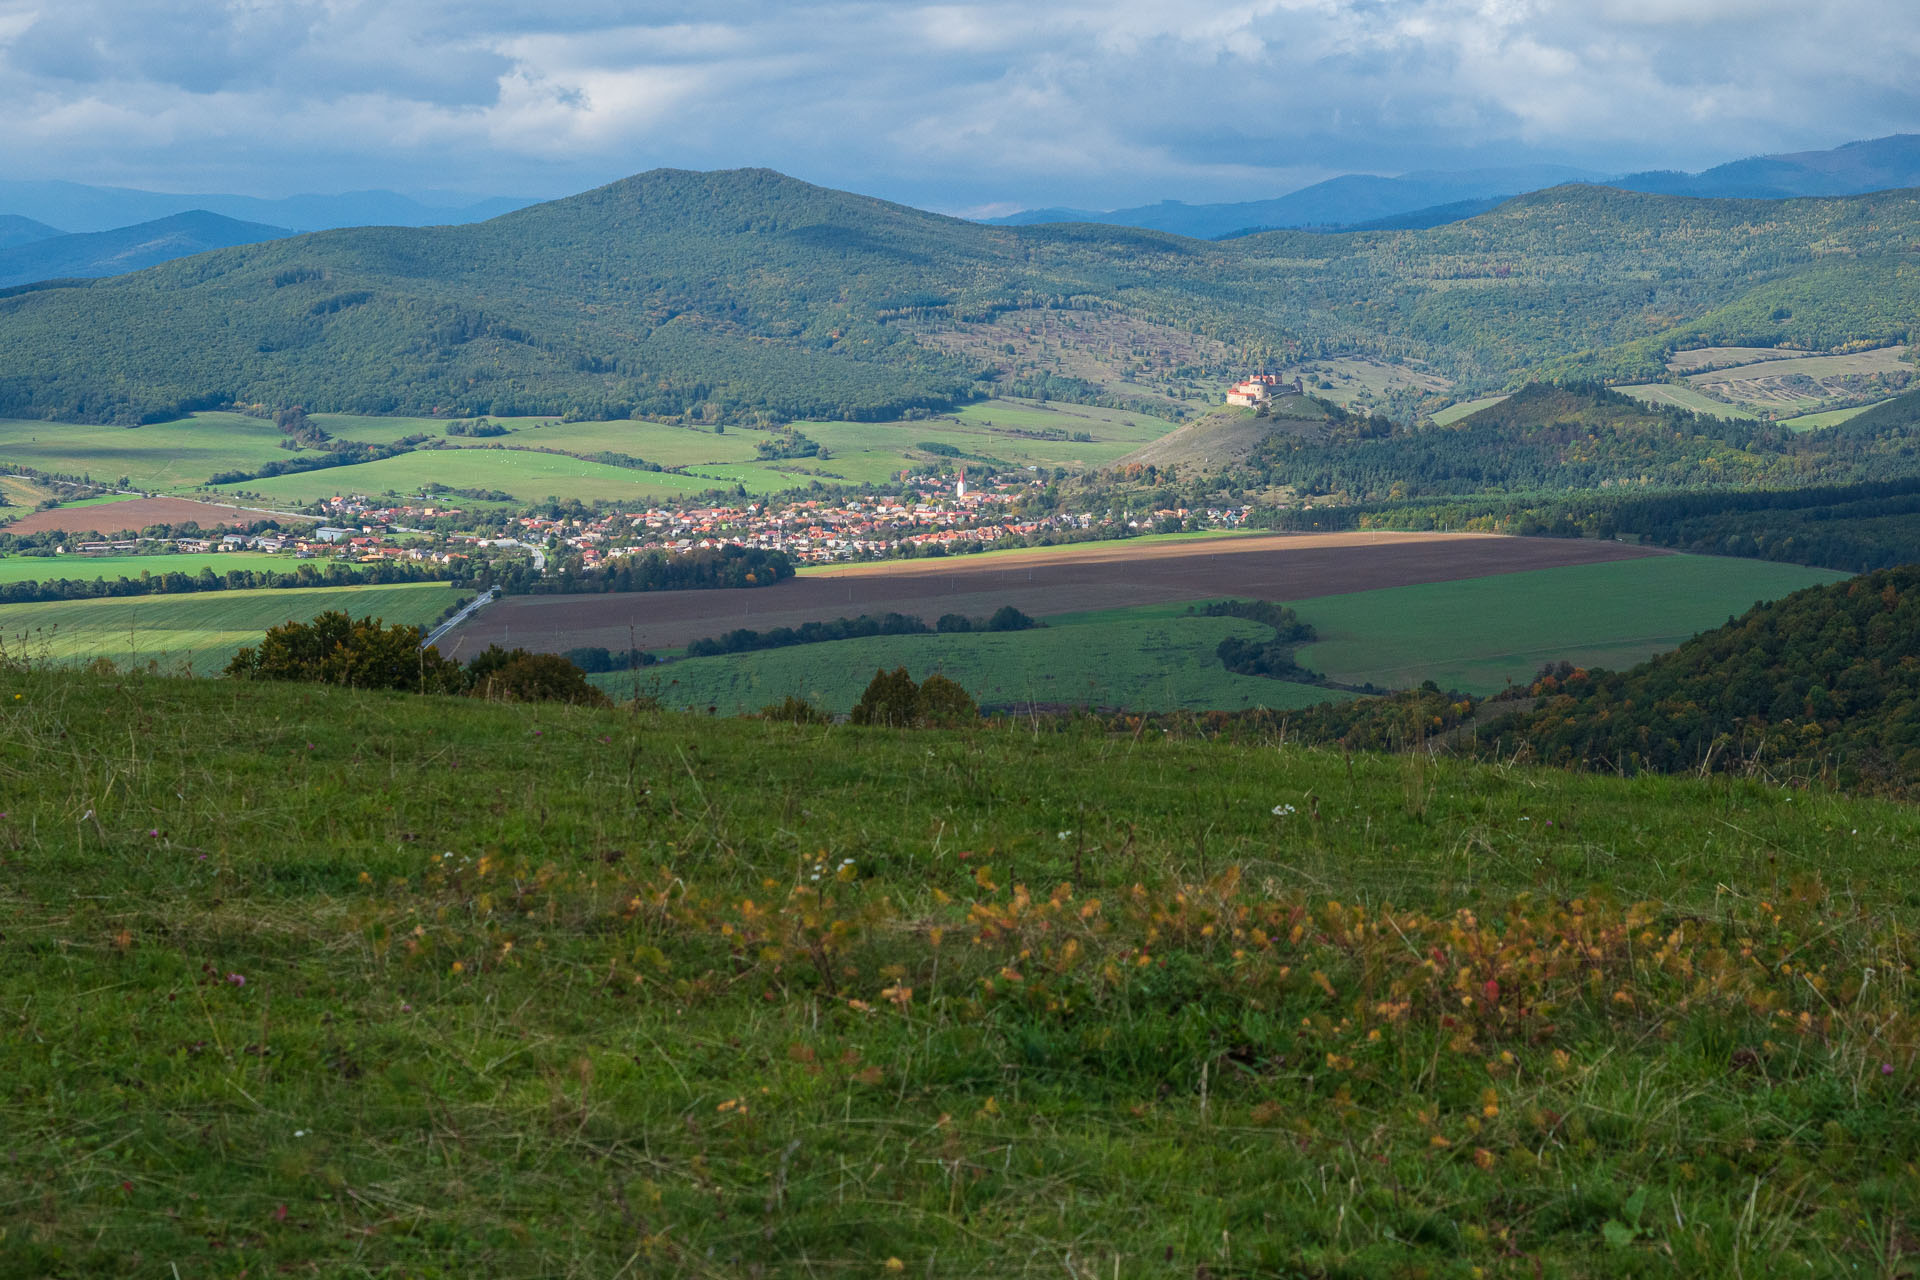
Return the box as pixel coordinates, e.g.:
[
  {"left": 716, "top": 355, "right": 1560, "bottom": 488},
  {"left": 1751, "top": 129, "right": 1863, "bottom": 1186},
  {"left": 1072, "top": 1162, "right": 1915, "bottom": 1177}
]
[
  {"left": 442, "top": 532, "right": 1663, "bottom": 658},
  {"left": 1, "top": 496, "right": 308, "bottom": 536}
]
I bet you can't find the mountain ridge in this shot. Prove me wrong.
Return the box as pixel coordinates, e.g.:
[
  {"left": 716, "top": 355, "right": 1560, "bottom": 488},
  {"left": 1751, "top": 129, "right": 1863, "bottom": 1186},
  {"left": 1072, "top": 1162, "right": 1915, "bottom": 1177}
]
[
  {"left": 0, "top": 211, "right": 293, "bottom": 289},
  {"left": 3, "top": 168, "right": 1920, "bottom": 426},
  {"left": 0, "top": 179, "right": 532, "bottom": 234},
  {"left": 986, "top": 135, "right": 1920, "bottom": 237}
]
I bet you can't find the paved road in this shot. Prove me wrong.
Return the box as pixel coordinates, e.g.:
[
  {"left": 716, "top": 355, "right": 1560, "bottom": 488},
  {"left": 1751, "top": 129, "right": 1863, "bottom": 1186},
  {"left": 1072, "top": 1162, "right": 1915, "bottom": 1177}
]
[{"left": 422, "top": 587, "right": 499, "bottom": 650}]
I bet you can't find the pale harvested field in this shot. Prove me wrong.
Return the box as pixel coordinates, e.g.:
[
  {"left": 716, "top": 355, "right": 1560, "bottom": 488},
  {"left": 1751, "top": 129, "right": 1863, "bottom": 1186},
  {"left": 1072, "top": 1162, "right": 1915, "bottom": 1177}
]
[
  {"left": 1, "top": 496, "right": 306, "bottom": 536},
  {"left": 441, "top": 532, "right": 1663, "bottom": 658}
]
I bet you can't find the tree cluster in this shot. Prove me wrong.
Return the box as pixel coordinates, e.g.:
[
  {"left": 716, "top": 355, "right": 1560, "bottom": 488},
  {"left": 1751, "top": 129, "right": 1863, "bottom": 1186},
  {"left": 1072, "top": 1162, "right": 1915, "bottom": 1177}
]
[{"left": 225, "top": 611, "right": 607, "bottom": 706}]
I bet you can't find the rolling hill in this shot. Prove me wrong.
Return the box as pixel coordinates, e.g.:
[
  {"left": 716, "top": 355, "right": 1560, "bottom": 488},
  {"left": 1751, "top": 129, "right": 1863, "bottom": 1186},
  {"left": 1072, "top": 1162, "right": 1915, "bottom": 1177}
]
[
  {"left": 4, "top": 169, "right": 1920, "bottom": 426},
  {"left": 1486, "top": 565, "right": 1920, "bottom": 794},
  {"left": 0, "top": 210, "right": 293, "bottom": 289}
]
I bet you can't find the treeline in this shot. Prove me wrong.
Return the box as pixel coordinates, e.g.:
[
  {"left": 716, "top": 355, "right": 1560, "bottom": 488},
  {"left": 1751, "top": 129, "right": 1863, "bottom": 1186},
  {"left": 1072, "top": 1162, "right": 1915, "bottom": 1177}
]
[
  {"left": 485, "top": 545, "right": 794, "bottom": 595},
  {"left": 1263, "top": 475, "right": 1920, "bottom": 574},
  {"left": 1481, "top": 567, "right": 1920, "bottom": 795},
  {"left": 682, "top": 606, "right": 1037, "bottom": 659},
  {"left": 227, "top": 612, "right": 607, "bottom": 706},
  {"left": 0, "top": 559, "right": 451, "bottom": 605},
  {"left": 1197, "top": 600, "right": 1320, "bottom": 679},
  {"left": 1244, "top": 384, "right": 1920, "bottom": 504}
]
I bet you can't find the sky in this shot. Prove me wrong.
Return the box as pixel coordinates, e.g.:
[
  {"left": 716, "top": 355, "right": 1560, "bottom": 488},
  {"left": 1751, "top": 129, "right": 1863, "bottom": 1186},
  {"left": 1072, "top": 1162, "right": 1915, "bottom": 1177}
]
[{"left": 2, "top": 0, "right": 1917, "bottom": 215}]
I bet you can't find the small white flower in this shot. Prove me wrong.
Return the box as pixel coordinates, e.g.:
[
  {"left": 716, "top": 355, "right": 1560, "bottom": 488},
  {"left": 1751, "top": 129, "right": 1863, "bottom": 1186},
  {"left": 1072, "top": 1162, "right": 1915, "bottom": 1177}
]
[
  {"left": 1057, "top": 830, "right": 1072, "bottom": 841},
  {"left": 293, "top": 1130, "right": 307, "bottom": 1138},
  {"left": 1271, "top": 804, "right": 1295, "bottom": 816}
]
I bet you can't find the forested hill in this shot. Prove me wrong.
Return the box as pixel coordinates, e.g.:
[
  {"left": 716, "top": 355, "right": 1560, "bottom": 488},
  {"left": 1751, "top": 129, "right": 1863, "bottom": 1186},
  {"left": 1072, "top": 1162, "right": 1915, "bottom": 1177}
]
[
  {"left": 1486, "top": 566, "right": 1920, "bottom": 794},
  {"left": 1240, "top": 383, "right": 1920, "bottom": 500},
  {"left": 4, "top": 168, "right": 1920, "bottom": 424}
]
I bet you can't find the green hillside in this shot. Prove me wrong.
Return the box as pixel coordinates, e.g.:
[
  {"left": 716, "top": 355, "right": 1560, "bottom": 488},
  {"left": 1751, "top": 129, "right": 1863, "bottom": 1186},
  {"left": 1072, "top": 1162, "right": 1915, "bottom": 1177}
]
[
  {"left": 4, "top": 667, "right": 1918, "bottom": 1276},
  {"left": 1487, "top": 566, "right": 1920, "bottom": 793},
  {"left": 1245, "top": 383, "right": 1920, "bottom": 501},
  {"left": 5, "top": 171, "right": 1920, "bottom": 425}
]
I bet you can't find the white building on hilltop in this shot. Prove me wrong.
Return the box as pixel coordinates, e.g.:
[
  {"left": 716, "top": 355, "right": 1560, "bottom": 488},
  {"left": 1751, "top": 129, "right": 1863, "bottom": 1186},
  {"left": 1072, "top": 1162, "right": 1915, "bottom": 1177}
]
[{"left": 1226, "top": 374, "right": 1303, "bottom": 407}]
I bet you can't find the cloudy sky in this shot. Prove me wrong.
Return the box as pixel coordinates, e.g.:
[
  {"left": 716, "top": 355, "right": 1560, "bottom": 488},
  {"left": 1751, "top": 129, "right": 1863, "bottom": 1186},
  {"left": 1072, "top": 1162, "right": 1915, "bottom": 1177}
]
[{"left": 2, "top": 0, "right": 1916, "bottom": 213}]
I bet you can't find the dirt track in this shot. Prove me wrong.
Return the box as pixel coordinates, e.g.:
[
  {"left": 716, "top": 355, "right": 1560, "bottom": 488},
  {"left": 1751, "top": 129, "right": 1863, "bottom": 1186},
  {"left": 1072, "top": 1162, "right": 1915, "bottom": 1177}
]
[
  {"left": 2, "top": 496, "right": 305, "bottom": 536},
  {"left": 440, "top": 532, "right": 1664, "bottom": 659}
]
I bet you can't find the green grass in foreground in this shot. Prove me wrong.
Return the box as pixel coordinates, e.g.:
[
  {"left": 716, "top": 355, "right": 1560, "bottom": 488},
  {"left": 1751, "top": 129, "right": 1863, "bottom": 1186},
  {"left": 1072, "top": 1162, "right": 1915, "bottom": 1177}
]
[
  {"left": 1296, "top": 554, "right": 1846, "bottom": 694},
  {"left": 2, "top": 671, "right": 1917, "bottom": 1277},
  {"left": 602, "top": 602, "right": 1344, "bottom": 714},
  {"left": 0, "top": 581, "right": 464, "bottom": 673}
]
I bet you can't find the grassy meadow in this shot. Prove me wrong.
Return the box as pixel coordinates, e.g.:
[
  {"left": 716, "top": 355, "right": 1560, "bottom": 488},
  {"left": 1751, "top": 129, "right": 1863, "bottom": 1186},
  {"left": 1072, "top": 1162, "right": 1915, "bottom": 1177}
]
[
  {"left": 606, "top": 602, "right": 1344, "bottom": 715},
  {"left": 0, "top": 551, "right": 294, "bottom": 585},
  {"left": 3, "top": 668, "right": 1918, "bottom": 1276},
  {"left": 0, "top": 581, "right": 464, "bottom": 673},
  {"left": 1294, "top": 554, "right": 1846, "bottom": 694}
]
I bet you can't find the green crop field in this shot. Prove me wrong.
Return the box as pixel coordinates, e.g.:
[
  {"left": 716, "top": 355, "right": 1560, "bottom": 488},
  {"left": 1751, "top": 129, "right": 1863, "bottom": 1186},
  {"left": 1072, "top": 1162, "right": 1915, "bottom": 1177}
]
[
  {"left": 1294, "top": 554, "right": 1846, "bottom": 694},
  {"left": 0, "top": 581, "right": 464, "bottom": 673},
  {"left": 1779, "top": 400, "right": 1886, "bottom": 431},
  {"left": 1614, "top": 384, "right": 1759, "bottom": 418},
  {"left": 1429, "top": 394, "right": 1509, "bottom": 425},
  {"left": 0, "top": 551, "right": 294, "bottom": 586},
  {"left": 5, "top": 669, "right": 1917, "bottom": 1276},
  {"left": 3, "top": 399, "right": 1183, "bottom": 513},
  {"left": 0, "top": 412, "right": 308, "bottom": 490},
  {"left": 598, "top": 602, "right": 1345, "bottom": 715},
  {"left": 211, "top": 449, "right": 737, "bottom": 506}
]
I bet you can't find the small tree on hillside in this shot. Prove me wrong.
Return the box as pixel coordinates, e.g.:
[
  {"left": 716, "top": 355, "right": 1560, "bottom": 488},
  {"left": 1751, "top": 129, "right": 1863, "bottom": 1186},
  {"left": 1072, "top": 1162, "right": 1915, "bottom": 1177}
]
[
  {"left": 849, "top": 667, "right": 977, "bottom": 727},
  {"left": 226, "top": 611, "right": 465, "bottom": 693},
  {"left": 851, "top": 667, "right": 921, "bottom": 727},
  {"left": 466, "top": 646, "right": 610, "bottom": 706}
]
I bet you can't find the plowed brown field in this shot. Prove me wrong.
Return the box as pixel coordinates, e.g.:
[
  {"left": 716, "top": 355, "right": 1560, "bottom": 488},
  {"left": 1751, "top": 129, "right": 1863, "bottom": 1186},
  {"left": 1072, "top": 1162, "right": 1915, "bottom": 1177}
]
[
  {"left": 2, "top": 496, "right": 305, "bottom": 536},
  {"left": 440, "top": 532, "right": 1664, "bottom": 658}
]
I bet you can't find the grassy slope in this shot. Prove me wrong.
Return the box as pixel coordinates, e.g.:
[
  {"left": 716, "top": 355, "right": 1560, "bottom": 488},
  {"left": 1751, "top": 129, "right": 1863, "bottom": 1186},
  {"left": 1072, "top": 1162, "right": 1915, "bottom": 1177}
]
[
  {"left": 3, "top": 670, "right": 1917, "bottom": 1276},
  {"left": 1612, "top": 384, "right": 1759, "bottom": 419},
  {"left": 609, "top": 603, "right": 1344, "bottom": 714},
  {"left": 0, "top": 581, "right": 463, "bottom": 672},
  {"left": 1293, "top": 555, "right": 1845, "bottom": 693},
  {"left": 0, "top": 413, "right": 303, "bottom": 489}
]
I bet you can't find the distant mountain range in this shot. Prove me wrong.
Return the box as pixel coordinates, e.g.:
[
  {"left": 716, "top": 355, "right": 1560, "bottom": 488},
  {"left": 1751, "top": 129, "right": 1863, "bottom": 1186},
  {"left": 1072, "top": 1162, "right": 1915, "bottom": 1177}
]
[
  {"left": 0, "top": 214, "right": 64, "bottom": 250},
  {"left": 984, "top": 135, "right": 1920, "bottom": 238},
  {"left": 0, "top": 180, "right": 531, "bottom": 234},
  {"left": 4, "top": 168, "right": 1920, "bottom": 427},
  {"left": 0, "top": 211, "right": 293, "bottom": 290},
  {"left": 984, "top": 165, "right": 1606, "bottom": 238}
]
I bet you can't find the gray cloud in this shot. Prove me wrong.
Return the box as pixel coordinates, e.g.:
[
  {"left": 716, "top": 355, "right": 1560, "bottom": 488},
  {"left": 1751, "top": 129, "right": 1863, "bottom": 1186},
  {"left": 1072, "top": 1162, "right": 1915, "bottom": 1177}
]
[{"left": 0, "top": 0, "right": 1914, "bottom": 209}]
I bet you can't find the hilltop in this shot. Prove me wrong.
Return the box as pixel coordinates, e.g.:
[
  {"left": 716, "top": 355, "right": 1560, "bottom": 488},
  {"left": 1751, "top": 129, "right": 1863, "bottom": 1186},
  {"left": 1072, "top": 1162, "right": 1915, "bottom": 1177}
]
[
  {"left": 3, "top": 663, "right": 1918, "bottom": 1275},
  {"left": 4, "top": 170, "right": 1920, "bottom": 425}
]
